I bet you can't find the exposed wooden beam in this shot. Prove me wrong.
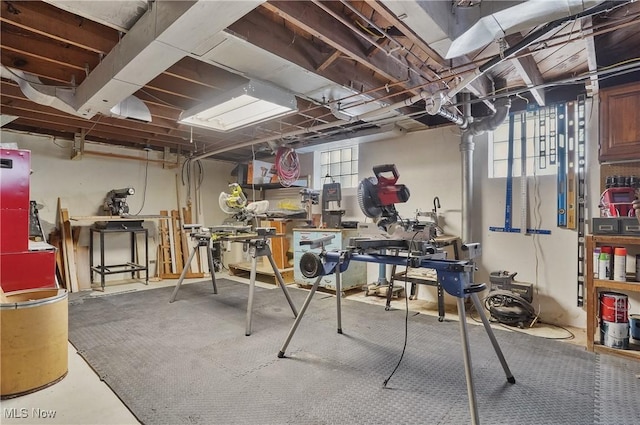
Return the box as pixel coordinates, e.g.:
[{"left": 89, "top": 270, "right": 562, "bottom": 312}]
[
  {"left": 364, "top": 0, "right": 446, "bottom": 69},
  {"left": 316, "top": 49, "right": 342, "bottom": 72},
  {"left": 228, "top": 9, "right": 410, "bottom": 105},
  {"left": 263, "top": 1, "right": 424, "bottom": 92},
  {"left": 1, "top": 48, "right": 81, "bottom": 84},
  {"left": 0, "top": 104, "right": 192, "bottom": 147},
  {"left": 365, "top": 1, "right": 492, "bottom": 107},
  {"left": 0, "top": 26, "right": 101, "bottom": 71},
  {"left": 0, "top": 1, "right": 119, "bottom": 54},
  {"left": 505, "top": 33, "right": 546, "bottom": 106},
  {"left": 165, "top": 57, "right": 249, "bottom": 92},
  {"left": 8, "top": 117, "right": 193, "bottom": 151}
]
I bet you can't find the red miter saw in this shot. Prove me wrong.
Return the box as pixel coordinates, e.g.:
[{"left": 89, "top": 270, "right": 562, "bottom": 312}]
[{"left": 358, "top": 164, "right": 410, "bottom": 229}]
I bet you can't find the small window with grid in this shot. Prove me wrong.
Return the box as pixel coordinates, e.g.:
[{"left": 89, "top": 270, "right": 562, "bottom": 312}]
[{"left": 319, "top": 146, "right": 359, "bottom": 188}]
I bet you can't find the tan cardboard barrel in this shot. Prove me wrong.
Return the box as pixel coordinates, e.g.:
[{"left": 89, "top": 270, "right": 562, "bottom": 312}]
[{"left": 1, "top": 288, "right": 68, "bottom": 399}]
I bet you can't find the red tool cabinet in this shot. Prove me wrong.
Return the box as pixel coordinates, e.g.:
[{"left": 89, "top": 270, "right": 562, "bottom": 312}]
[{"left": 0, "top": 148, "right": 56, "bottom": 292}]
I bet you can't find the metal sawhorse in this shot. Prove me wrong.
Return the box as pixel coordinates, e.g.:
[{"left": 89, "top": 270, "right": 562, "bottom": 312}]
[{"left": 278, "top": 236, "right": 514, "bottom": 425}]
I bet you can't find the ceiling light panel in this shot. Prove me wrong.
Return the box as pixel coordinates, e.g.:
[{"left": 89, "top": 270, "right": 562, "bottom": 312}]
[{"left": 179, "top": 80, "right": 298, "bottom": 132}]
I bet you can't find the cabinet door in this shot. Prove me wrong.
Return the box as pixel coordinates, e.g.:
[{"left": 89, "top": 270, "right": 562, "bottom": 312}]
[{"left": 599, "top": 82, "right": 640, "bottom": 162}]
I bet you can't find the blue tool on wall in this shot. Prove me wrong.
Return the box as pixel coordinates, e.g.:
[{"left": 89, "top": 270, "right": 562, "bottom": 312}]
[
  {"left": 490, "top": 111, "right": 551, "bottom": 235},
  {"left": 556, "top": 103, "right": 567, "bottom": 227}
]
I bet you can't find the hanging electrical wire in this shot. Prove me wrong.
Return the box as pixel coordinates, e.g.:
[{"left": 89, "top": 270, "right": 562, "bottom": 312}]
[
  {"left": 275, "top": 146, "right": 300, "bottom": 187},
  {"left": 133, "top": 150, "right": 150, "bottom": 216},
  {"left": 181, "top": 156, "right": 204, "bottom": 204}
]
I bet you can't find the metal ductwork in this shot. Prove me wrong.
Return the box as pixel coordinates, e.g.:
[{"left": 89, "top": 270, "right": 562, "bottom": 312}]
[
  {"left": 466, "top": 97, "right": 511, "bottom": 136},
  {"left": 73, "top": 0, "right": 264, "bottom": 118},
  {"left": 446, "top": 0, "right": 606, "bottom": 58},
  {"left": 1, "top": 65, "right": 80, "bottom": 117},
  {"left": 109, "top": 96, "right": 152, "bottom": 122},
  {"left": 3, "top": 1, "right": 264, "bottom": 121},
  {"left": 442, "top": 0, "right": 628, "bottom": 103},
  {"left": 1, "top": 64, "right": 152, "bottom": 122}
]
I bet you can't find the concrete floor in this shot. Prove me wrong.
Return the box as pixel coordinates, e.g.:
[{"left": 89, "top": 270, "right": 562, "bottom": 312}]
[{"left": 1, "top": 273, "right": 586, "bottom": 425}]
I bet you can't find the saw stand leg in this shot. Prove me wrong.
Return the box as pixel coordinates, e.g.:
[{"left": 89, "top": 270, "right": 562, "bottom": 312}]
[
  {"left": 169, "top": 237, "right": 217, "bottom": 303},
  {"left": 458, "top": 292, "right": 515, "bottom": 425},
  {"left": 246, "top": 239, "right": 298, "bottom": 336},
  {"left": 279, "top": 262, "right": 344, "bottom": 357}
]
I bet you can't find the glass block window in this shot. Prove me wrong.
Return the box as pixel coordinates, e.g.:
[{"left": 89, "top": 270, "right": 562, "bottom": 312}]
[
  {"left": 320, "top": 146, "right": 359, "bottom": 188},
  {"left": 489, "top": 106, "right": 567, "bottom": 178}
]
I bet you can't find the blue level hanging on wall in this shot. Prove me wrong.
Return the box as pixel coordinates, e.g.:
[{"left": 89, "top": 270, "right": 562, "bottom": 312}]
[
  {"left": 556, "top": 103, "right": 567, "bottom": 227},
  {"left": 566, "top": 102, "right": 577, "bottom": 229},
  {"left": 490, "top": 113, "right": 519, "bottom": 233},
  {"left": 489, "top": 111, "right": 551, "bottom": 235}
]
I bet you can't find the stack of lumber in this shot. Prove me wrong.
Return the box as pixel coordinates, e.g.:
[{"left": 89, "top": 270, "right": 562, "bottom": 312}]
[{"left": 157, "top": 208, "right": 206, "bottom": 280}]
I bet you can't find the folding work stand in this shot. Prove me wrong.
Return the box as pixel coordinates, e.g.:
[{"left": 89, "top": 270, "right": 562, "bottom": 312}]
[
  {"left": 278, "top": 237, "right": 514, "bottom": 425},
  {"left": 169, "top": 230, "right": 298, "bottom": 336}
]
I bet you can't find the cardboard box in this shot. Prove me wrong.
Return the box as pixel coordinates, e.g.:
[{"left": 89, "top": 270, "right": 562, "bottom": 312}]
[{"left": 247, "top": 160, "right": 278, "bottom": 185}]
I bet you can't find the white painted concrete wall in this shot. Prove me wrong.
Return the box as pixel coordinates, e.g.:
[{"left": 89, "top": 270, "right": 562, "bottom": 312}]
[{"left": 1, "top": 130, "right": 235, "bottom": 281}]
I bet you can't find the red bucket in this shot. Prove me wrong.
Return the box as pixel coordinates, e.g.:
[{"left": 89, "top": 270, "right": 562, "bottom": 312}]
[{"left": 599, "top": 292, "right": 628, "bottom": 323}]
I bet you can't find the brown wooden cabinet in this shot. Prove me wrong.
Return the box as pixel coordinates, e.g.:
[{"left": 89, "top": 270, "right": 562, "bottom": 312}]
[{"left": 599, "top": 81, "right": 640, "bottom": 162}]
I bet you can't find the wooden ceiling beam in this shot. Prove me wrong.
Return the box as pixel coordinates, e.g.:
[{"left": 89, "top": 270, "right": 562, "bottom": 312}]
[
  {"left": 5, "top": 122, "right": 163, "bottom": 152},
  {"left": 166, "top": 57, "right": 249, "bottom": 92},
  {"left": 0, "top": 1, "right": 119, "bottom": 54},
  {"left": 365, "top": 0, "right": 493, "bottom": 108},
  {"left": 0, "top": 81, "right": 171, "bottom": 131},
  {"left": 505, "top": 34, "right": 546, "bottom": 106},
  {"left": 0, "top": 26, "right": 101, "bottom": 71},
  {"left": 0, "top": 103, "right": 194, "bottom": 147},
  {"left": 145, "top": 73, "right": 224, "bottom": 104},
  {"left": 263, "top": 1, "right": 425, "bottom": 92},
  {"left": 229, "top": 9, "right": 415, "bottom": 107},
  {"left": 0, "top": 83, "right": 230, "bottom": 147},
  {"left": 363, "top": 0, "right": 446, "bottom": 69},
  {"left": 8, "top": 117, "right": 194, "bottom": 152},
  {"left": 1, "top": 48, "right": 82, "bottom": 84}
]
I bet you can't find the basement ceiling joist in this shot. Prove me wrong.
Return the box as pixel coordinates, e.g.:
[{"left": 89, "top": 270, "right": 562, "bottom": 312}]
[{"left": 1, "top": 0, "right": 639, "bottom": 162}]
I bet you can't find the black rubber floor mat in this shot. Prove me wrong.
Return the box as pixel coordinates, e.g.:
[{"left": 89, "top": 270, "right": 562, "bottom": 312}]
[{"left": 68, "top": 279, "right": 640, "bottom": 425}]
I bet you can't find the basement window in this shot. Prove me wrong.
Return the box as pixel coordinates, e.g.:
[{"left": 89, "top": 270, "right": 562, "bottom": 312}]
[
  {"left": 488, "top": 105, "right": 574, "bottom": 179},
  {"left": 319, "top": 146, "right": 359, "bottom": 188}
]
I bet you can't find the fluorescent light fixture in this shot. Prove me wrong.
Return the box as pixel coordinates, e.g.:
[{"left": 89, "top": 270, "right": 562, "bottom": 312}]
[{"left": 179, "top": 80, "right": 298, "bottom": 132}]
